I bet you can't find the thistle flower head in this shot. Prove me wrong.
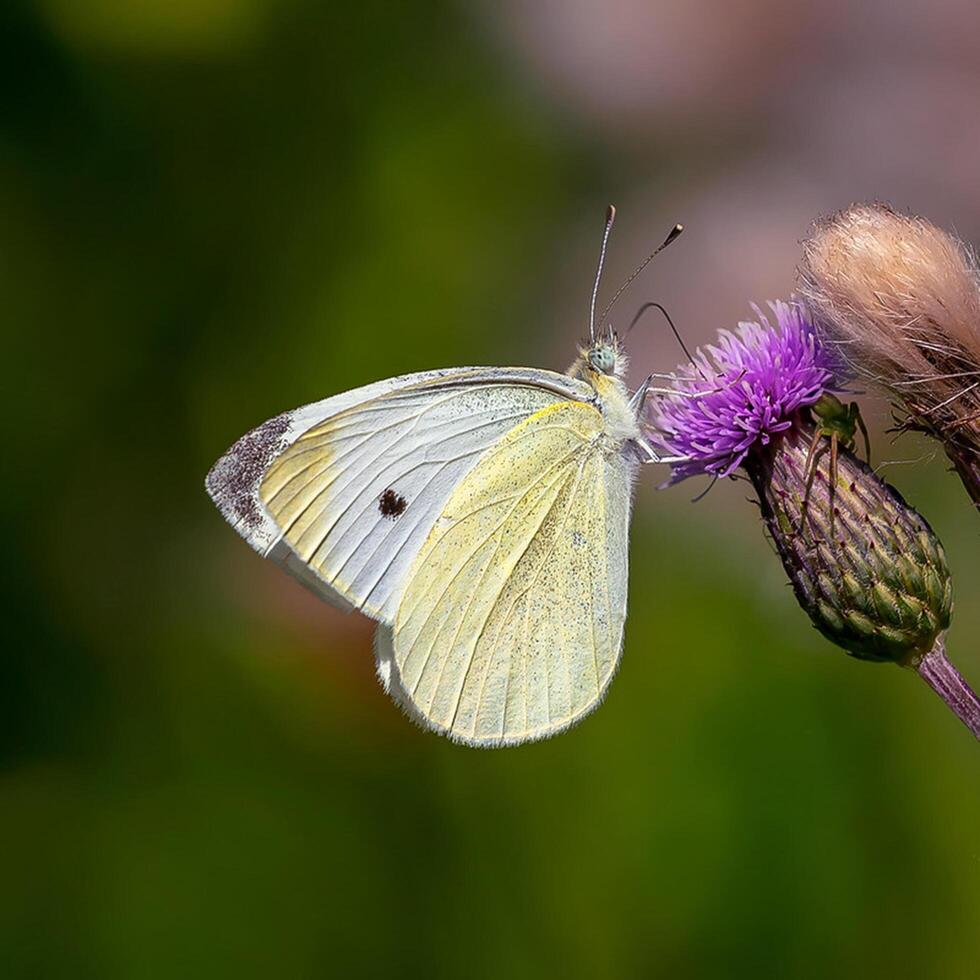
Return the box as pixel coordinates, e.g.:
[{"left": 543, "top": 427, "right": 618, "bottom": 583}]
[
  {"left": 650, "top": 301, "right": 836, "bottom": 483},
  {"left": 650, "top": 299, "right": 952, "bottom": 668},
  {"left": 648, "top": 286, "right": 975, "bottom": 735}
]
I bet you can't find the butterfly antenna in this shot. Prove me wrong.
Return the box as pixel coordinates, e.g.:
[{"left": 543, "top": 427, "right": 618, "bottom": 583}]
[
  {"left": 589, "top": 205, "right": 616, "bottom": 342},
  {"left": 626, "top": 300, "right": 706, "bottom": 380},
  {"left": 599, "top": 223, "right": 683, "bottom": 325}
]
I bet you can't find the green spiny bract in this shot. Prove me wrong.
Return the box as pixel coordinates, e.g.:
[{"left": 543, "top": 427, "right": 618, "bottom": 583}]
[{"left": 746, "top": 419, "right": 952, "bottom": 665}]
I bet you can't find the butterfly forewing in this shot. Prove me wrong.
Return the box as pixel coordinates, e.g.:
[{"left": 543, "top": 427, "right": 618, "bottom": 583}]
[{"left": 207, "top": 368, "right": 593, "bottom": 621}]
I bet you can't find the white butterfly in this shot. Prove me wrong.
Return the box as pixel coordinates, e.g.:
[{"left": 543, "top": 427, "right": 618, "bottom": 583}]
[{"left": 206, "top": 208, "right": 685, "bottom": 746}]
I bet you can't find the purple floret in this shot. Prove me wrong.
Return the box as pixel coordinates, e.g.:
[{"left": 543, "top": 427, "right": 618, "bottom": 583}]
[{"left": 649, "top": 301, "right": 836, "bottom": 483}]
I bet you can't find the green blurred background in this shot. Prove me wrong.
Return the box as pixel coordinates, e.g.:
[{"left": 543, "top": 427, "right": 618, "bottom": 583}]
[{"left": 4, "top": 1, "right": 980, "bottom": 977}]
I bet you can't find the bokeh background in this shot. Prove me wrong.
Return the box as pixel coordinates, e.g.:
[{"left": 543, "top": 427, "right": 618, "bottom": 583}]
[{"left": 4, "top": 1, "right": 980, "bottom": 976}]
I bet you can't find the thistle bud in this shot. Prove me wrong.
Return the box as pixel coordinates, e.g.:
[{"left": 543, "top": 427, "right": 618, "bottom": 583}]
[
  {"left": 745, "top": 421, "right": 951, "bottom": 665},
  {"left": 799, "top": 203, "right": 980, "bottom": 510}
]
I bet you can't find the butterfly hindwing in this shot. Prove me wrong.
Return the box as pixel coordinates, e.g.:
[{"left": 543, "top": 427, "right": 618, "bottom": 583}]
[{"left": 389, "top": 400, "right": 634, "bottom": 745}]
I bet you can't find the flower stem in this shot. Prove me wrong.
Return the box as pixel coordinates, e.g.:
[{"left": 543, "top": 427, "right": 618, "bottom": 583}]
[{"left": 914, "top": 640, "right": 980, "bottom": 740}]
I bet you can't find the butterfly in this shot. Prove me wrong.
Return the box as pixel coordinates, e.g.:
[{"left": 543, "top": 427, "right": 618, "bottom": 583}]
[{"left": 206, "top": 208, "right": 685, "bottom": 746}]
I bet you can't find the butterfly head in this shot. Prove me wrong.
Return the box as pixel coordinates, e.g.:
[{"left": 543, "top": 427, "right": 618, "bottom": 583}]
[
  {"left": 577, "top": 207, "right": 681, "bottom": 384},
  {"left": 572, "top": 329, "right": 629, "bottom": 381}
]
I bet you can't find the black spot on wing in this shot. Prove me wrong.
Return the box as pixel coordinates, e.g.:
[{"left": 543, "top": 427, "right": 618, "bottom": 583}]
[{"left": 378, "top": 488, "right": 407, "bottom": 519}]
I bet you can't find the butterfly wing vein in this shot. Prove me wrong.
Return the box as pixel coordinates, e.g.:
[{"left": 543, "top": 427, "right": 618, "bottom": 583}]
[
  {"left": 392, "top": 401, "right": 631, "bottom": 745},
  {"left": 257, "top": 380, "right": 571, "bottom": 619},
  {"left": 207, "top": 368, "right": 632, "bottom": 746}
]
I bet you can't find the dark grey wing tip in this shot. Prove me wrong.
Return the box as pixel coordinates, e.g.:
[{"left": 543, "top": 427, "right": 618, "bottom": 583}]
[{"left": 205, "top": 411, "right": 293, "bottom": 546}]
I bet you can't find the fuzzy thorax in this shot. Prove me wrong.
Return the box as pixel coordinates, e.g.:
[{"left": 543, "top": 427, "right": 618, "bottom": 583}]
[{"left": 566, "top": 336, "right": 644, "bottom": 448}]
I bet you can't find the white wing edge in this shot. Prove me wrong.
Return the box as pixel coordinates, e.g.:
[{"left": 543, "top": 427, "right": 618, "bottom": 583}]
[
  {"left": 204, "top": 365, "right": 593, "bottom": 562},
  {"left": 373, "top": 623, "right": 626, "bottom": 749}
]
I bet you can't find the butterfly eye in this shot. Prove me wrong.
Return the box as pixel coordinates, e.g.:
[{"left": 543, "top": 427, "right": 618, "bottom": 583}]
[{"left": 589, "top": 346, "right": 616, "bottom": 374}]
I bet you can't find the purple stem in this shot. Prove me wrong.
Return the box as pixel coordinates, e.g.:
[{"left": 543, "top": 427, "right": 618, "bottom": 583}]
[{"left": 915, "top": 640, "right": 980, "bottom": 741}]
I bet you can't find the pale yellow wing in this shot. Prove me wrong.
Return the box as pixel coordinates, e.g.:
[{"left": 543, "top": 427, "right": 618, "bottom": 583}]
[
  {"left": 203, "top": 369, "right": 591, "bottom": 621},
  {"left": 388, "top": 400, "right": 633, "bottom": 746}
]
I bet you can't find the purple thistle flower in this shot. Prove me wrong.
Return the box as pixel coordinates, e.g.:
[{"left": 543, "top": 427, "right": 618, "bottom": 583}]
[
  {"left": 647, "top": 295, "right": 980, "bottom": 741},
  {"left": 650, "top": 301, "right": 836, "bottom": 483}
]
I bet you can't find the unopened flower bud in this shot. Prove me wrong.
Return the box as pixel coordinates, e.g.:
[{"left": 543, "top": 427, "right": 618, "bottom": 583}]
[{"left": 745, "top": 421, "right": 951, "bottom": 665}]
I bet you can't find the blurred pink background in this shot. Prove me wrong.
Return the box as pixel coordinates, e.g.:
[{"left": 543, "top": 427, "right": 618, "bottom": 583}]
[{"left": 481, "top": 0, "right": 980, "bottom": 365}]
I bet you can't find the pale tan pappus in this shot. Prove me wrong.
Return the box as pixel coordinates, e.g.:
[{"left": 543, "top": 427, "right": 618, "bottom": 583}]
[{"left": 799, "top": 203, "right": 980, "bottom": 454}]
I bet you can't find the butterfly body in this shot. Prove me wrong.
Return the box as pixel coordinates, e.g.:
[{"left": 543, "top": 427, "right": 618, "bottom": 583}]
[
  {"left": 207, "top": 337, "right": 660, "bottom": 745},
  {"left": 206, "top": 208, "right": 682, "bottom": 746}
]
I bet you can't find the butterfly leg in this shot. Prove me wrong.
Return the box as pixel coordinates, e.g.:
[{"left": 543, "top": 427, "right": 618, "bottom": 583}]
[
  {"left": 628, "top": 375, "right": 654, "bottom": 414},
  {"left": 648, "top": 368, "right": 748, "bottom": 402}
]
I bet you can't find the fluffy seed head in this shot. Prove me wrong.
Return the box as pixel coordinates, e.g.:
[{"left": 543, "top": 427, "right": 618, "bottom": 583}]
[
  {"left": 650, "top": 301, "right": 836, "bottom": 483},
  {"left": 799, "top": 204, "right": 980, "bottom": 457}
]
